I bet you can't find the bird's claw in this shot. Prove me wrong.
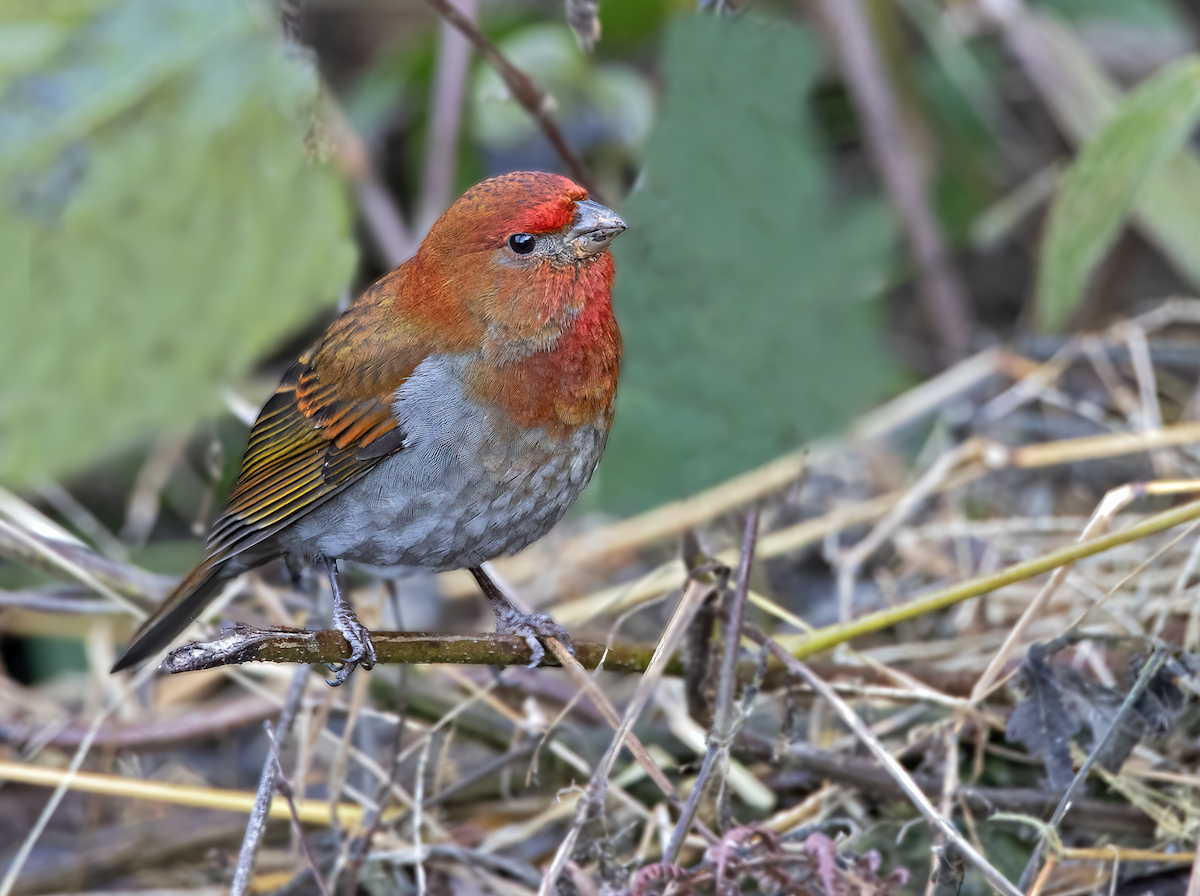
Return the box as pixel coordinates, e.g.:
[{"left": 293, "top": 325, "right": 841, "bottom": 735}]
[
  {"left": 326, "top": 606, "right": 377, "bottom": 687},
  {"left": 495, "top": 609, "right": 574, "bottom": 669}
]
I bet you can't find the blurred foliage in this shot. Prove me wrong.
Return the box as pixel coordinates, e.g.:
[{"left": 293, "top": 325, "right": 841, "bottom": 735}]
[
  {"left": 0, "top": 0, "right": 355, "bottom": 487},
  {"left": 1036, "top": 0, "right": 1186, "bottom": 29},
  {"left": 600, "top": 14, "right": 896, "bottom": 510},
  {"left": 1016, "top": 13, "right": 1200, "bottom": 331},
  {"left": 470, "top": 24, "right": 653, "bottom": 168},
  {"left": 1, "top": 0, "right": 1199, "bottom": 516},
  {"left": 1037, "top": 57, "right": 1200, "bottom": 332}
]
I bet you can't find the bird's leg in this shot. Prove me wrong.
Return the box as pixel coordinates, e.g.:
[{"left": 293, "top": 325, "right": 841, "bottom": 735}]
[
  {"left": 324, "top": 557, "right": 377, "bottom": 686},
  {"left": 469, "top": 565, "right": 573, "bottom": 668}
]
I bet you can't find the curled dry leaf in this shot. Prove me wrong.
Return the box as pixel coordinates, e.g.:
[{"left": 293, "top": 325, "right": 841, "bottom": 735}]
[{"left": 1006, "top": 639, "right": 1190, "bottom": 789}]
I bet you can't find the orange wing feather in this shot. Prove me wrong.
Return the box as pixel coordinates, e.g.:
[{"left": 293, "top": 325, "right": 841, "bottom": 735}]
[{"left": 204, "top": 285, "right": 425, "bottom": 564}]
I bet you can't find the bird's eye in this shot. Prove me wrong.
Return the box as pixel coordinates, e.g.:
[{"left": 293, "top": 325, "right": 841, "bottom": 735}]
[{"left": 508, "top": 233, "right": 536, "bottom": 255}]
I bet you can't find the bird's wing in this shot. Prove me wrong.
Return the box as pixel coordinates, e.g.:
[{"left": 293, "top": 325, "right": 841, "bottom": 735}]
[
  {"left": 201, "top": 362, "right": 400, "bottom": 561},
  {"left": 112, "top": 290, "right": 426, "bottom": 672},
  {"left": 203, "top": 299, "right": 427, "bottom": 563}
]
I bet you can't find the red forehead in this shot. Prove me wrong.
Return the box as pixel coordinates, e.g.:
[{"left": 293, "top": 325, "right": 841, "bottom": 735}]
[{"left": 455, "top": 171, "right": 587, "bottom": 237}]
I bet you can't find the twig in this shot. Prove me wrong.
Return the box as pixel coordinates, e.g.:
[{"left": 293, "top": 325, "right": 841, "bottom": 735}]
[
  {"left": 1015, "top": 647, "right": 1168, "bottom": 891},
  {"left": 424, "top": 0, "right": 600, "bottom": 198},
  {"left": 716, "top": 508, "right": 760, "bottom": 732},
  {"left": 0, "top": 692, "right": 277, "bottom": 748},
  {"left": 342, "top": 663, "right": 409, "bottom": 896},
  {"left": 537, "top": 581, "right": 712, "bottom": 896},
  {"left": 269, "top": 732, "right": 333, "bottom": 896},
  {"left": 413, "top": 737, "right": 432, "bottom": 896},
  {"left": 229, "top": 665, "right": 309, "bottom": 896},
  {"left": 749, "top": 627, "right": 1024, "bottom": 896},
  {"left": 665, "top": 508, "right": 760, "bottom": 861},
  {"left": 164, "top": 626, "right": 657, "bottom": 673},
  {"left": 0, "top": 516, "right": 151, "bottom": 617},
  {"left": 543, "top": 637, "right": 709, "bottom": 827},
  {"left": 323, "top": 96, "right": 416, "bottom": 267},
  {"left": 817, "top": 0, "right": 973, "bottom": 362},
  {"left": 417, "top": 0, "right": 476, "bottom": 232},
  {"left": 156, "top": 495, "right": 1200, "bottom": 685}
]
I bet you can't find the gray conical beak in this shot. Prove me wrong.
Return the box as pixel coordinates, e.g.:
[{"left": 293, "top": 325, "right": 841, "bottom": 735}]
[{"left": 567, "top": 199, "right": 627, "bottom": 258}]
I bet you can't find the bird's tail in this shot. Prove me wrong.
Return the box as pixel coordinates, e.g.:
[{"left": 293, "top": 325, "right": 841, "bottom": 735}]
[{"left": 111, "top": 558, "right": 236, "bottom": 672}]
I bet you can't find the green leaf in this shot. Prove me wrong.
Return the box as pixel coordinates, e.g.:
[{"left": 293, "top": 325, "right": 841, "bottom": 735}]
[
  {"left": 598, "top": 14, "right": 896, "bottom": 512},
  {"left": 0, "top": 0, "right": 356, "bottom": 486},
  {"left": 1036, "top": 56, "right": 1200, "bottom": 332}
]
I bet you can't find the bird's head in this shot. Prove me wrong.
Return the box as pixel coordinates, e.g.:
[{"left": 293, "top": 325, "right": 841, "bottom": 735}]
[
  {"left": 407, "top": 172, "right": 626, "bottom": 355},
  {"left": 426, "top": 171, "right": 626, "bottom": 265}
]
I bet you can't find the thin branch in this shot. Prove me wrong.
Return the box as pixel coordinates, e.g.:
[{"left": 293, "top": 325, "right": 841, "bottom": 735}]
[
  {"left": 544, "top": 636, "right": 711, "bottom": 829},
  {"left": 270, "top": 733, "right": 333, "bottom": 896},
  {"left": 157, "top": 487, "right": 1200, "bottom": 681},
  {"left": 816, "top": 0, "right": 972, "bottom": 363},
  {"left": 341, "top": 660, "right": 409, "bottom": 896},
  {"left": 418, "top": 0, "right": 477, "bottom": 232},
  {"left": 413, "top": 737, "right": 432, "bottom": 896},
  {"left": 665, "top": 508, "right": 760, "bottom": 861},
  {"left": 537, "top": 581, "right": 713, "bottom": 896},
  {"left": 425, "top": 0, "right": 600, "bottom": 199},
  {"left": 0, "top": 692, "right": 277, "bottom": 749},
  {"left": 163, "top": 626, "right": 658, "bottom": 674},
  {"left": 229, "top": 666, "right": 309, "bottom": 896},
  {"left": 324, "top": 96, "right": 417, "bottom": 267},
  {"left": 0, "top": 516, "right": 165, "bottom": 614}
]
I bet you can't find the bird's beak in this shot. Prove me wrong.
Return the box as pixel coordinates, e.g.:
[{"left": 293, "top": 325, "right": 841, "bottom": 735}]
[{"left": 566, "top": 199, "right": 627, "bottom": 259}]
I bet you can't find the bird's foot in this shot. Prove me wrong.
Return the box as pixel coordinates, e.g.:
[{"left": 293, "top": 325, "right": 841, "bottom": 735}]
[
  {"left": 326, "top": 603, "right": 377, "bottom": 687},
  {"left": 493, "top": 605, "right": 574, "bottom": 669}
]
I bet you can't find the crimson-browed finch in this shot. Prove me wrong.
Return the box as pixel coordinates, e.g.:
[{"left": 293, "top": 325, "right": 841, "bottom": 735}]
[{"left": 112, "top": 171, "right": 625, "bottom": 682}]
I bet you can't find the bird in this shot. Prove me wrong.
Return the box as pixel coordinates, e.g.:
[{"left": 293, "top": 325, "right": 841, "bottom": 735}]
[{"left": 112, "top": 171, "right": 626, "bottom": 683}]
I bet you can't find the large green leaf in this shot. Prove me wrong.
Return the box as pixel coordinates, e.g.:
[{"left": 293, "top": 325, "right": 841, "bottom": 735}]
[
  {"left": 0, "top": 0, "right": 356, "bottom": 486},
  {"left": 1037, "top": 56, "right": 1200, "bottom": 332},
  {"left": 598, "top": 14, "right": 896, "bottom": 511}
]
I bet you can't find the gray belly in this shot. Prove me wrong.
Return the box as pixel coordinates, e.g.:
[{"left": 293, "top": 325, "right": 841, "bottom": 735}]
[{"left": 275, "top": 356, "right": 608, "bottom": 571}]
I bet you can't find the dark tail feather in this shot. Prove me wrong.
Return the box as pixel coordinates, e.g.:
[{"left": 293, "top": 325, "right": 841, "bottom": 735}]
[{"left": 111, "top": 560, "right": 234, "bottom": 672}]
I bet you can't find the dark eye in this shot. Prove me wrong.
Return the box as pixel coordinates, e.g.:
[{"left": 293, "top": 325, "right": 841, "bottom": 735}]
[{"left": 508, "top": 233, "right": 535, "bottom": 255}]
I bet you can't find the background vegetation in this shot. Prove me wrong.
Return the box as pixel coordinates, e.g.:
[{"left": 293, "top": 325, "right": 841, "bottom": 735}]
[{"left": 7, "top": 1, "right": 1200, "bottom": 895}]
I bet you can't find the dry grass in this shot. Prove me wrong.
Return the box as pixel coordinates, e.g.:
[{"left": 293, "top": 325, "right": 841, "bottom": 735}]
[{"left": 7, "top": 303, "right": 1200, "bottom": 895}]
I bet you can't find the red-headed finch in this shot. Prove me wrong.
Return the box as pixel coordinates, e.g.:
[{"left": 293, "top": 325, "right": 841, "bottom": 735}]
[{"left": 112, "top": 172, "right": 625, "bottom": 682}]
